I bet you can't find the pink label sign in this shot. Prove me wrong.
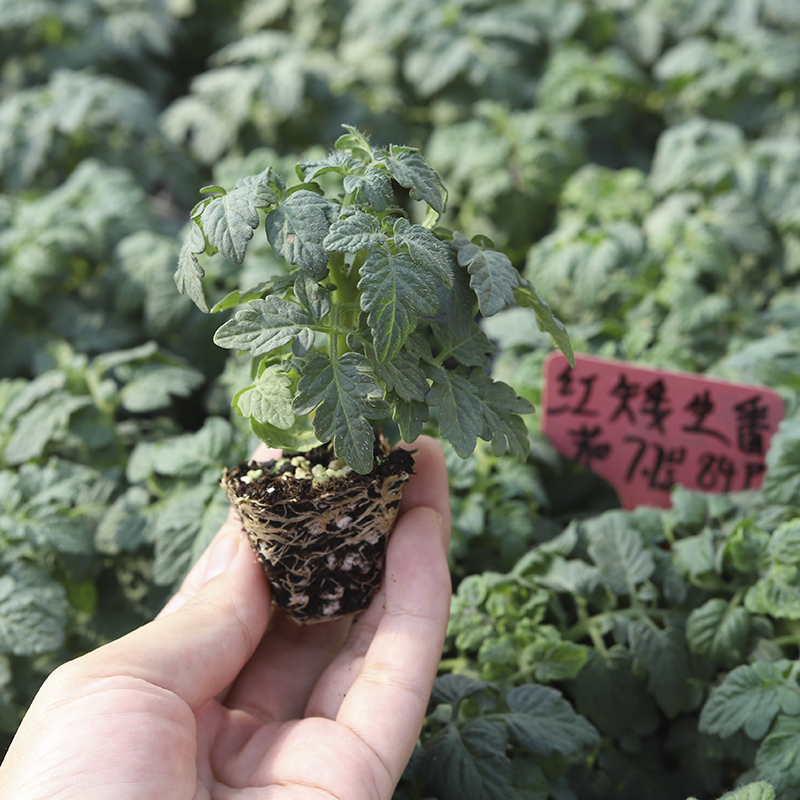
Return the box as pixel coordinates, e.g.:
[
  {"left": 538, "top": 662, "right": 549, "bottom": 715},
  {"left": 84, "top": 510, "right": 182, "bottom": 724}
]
[{"left": 542, "top": 353, "right": 785, "bottom": 509}]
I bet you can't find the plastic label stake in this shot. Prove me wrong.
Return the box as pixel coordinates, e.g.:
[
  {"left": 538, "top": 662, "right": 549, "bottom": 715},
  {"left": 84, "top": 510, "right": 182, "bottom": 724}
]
[{"left": 542, "top": 352, "right": 785, "bottom": 509}]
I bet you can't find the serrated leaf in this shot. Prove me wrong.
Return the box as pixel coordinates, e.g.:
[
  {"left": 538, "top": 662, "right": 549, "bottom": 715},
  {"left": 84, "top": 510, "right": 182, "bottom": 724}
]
[
  {"left": 378, "top": 145, "right": 447, "bottom": 214},
  {"left": 754, "top": 715, "right": 800, "bottom": 795},
  {"left": 699, "top": 661, "right": 800, "bottom": 740},
  {"left": 265, "top": 190, "right": 337, "bottom": 278},
  {"left": 127, "top": 417, "right": 238, "bottom": 483},
  {"left": 427, "top": 371, "right": 488, "bottom": 459},
  {"left": 152, "top": 483, "right": 220, "bottom": 586},
  {"left": 393, "top": 218, "right": 453, "bottom": 286},
  {"left": 0, "top": 567, "right": 68, "bottom": 656},
  {"left": 627, "top": 620, "right": 691, "bottom": 717},
  {"left": 430, "top": 674, "right": 496, "bottom": 711},
  {"left": 175, "top": 235, "right": 209, "bottom": 313},
  {"left": 686, "top": 598, "right": 752, "bottom": 667},
  {"left": 95, "top": 486, "right": 150, "bottom": 555},
  {"left": 119, "top": 364, "right": 204, "bottom": 413},
  {"left": 293, "top": 353, "right": 389, "bottom": 473},
  {"left": 323, "top": 210, "right": 386, "bottom": 252},
  {"left": 514, "top": 281, "right": 574, "bottom": 366},
  {"left": 431, "top": 321, "right": 496, "bottom": 367},
  {"left": 4, "top": 392, "right": 91, "bottom": 465},
  {"left": 392, "top": 398, "right": 429, "bottom": 444},
  {"left": 356, "top": 340, "right": 429, "bottom": 403},
  {"left": 233, "top": 364, "right": 295, "bottom": 429},
  {"left": 233, "top": 168, "right": 280, "bottom": 207},
  {"left": 335, "top": 125, "right": 375, "bottom": 165},
  {"left": 745, "top": 566, "right": 800, "bottom": 620},
  {"left": 213, "top": 297, "right": 315, "bottom": 356},
  {"left": 505, "top": 684, "right": 600, "bottom": 757},
  {"left": 358, "top": 247, "right": 437, "bottom": 362},
  {"left": 586, "top": 514, "right": 655, "bottom": 595},
  {"left": 343, "top": 169, "right": 393, "bottom": 212},
  {"left": 200, "top": 187, "right": 260, "bottom": 264},
  {"left": 293, "top": 274, "right": 331, "bottom": 322},
  {"left": 421, "top": 719, "right": 512, "bottom": 800},
  {"left": 719, "top": 783, "right": 776, "bottom": 800},
  {"left": 454, "top": 232, "right": 519, "bottom": 317},
  {"left": 572, "top": 647, "right": 661, "bottom": 739},
  {"left": 525, "top": 637, "right": 589, "bottom": 683},
  {"left": 468, "top": 371, "right": 534, "bottom": 460}
]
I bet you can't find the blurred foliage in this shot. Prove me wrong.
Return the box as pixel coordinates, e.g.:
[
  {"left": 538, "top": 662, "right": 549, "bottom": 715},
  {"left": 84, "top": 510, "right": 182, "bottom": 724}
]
[{"left": 2, "top": 0, "right": 800, "bottom": 797}]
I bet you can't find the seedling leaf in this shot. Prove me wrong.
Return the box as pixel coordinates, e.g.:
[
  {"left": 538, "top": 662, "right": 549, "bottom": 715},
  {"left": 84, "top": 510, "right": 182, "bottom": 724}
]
[
  {"left": 213, "top": 297, "right": 315, "bottom": 356},
  {"left": 293, "top": 352, "right": 389, "bottom": 474},
  {"left": 358, "top": 247, "right": 437, "bottom": 362}
]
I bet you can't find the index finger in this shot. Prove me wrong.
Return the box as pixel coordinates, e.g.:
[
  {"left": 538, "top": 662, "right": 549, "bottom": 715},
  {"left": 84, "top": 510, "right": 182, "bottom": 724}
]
[{"left": 334, "top": 499, "right": 451, "bottom": 786}]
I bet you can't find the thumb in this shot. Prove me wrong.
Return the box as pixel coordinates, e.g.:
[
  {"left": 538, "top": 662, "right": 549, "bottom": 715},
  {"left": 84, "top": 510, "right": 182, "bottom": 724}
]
[{"left": 84, "top": 530, "right": 271, "bottom": 710}]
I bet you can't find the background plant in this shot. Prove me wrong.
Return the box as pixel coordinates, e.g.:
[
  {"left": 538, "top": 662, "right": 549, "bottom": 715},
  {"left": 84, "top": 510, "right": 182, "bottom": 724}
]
[{"left": 2, "top": 1, "right": 800, "bottom": 798}]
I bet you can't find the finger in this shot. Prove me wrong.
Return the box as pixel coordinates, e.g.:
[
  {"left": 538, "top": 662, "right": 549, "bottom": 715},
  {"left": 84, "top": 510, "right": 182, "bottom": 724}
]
[
  {"left": 334, "top": 504, "right": 451, "bottom": 785},
  {"left": 398, "top": 435, "right": 451, "bottom": 531},
  {"left": 221, "top": 609, "right": 352, "bottom": 721},
  {"left": 304, "top": 436, "right": 451, "bottom": 719},
  {"left": 78, "top": 529, "right": 272, "bottom": 711}
]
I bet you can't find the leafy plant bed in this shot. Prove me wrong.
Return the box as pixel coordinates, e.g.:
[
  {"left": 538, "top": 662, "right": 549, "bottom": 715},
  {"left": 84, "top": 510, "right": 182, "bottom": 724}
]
[{"left": 220, "top": 435, "right": 413, "bottom": 623}]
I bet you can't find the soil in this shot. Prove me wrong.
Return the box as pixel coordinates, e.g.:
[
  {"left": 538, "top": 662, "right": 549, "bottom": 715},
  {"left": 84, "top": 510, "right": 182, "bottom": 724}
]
[{"left": 220, "top": 438, "right": 415, "bottom": 623}]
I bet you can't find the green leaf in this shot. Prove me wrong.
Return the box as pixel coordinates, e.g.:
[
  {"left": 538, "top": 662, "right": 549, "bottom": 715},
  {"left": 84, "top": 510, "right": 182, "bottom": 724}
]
[
  {"left": 119, "top": 364, "right": 204, "bottom": 413},
  {"left": 421, "top": 719, "right": 512, "bottom": 800},
  {"left": 200, "top": 187, "right": 260, "bottom": 264},
  {"left": 0, "top": 566, "right": 68, "bottom": 656},
  {"left": 95, "top": 486, "right": 150, "bottom": 555},
  {"left": 233, "top": 168, "right": 280, "bottom": 207},
  {"left": 430, "top": 674, "right": 496, "bottom": 711},
  {"left": 699, "top": 660, "right": 800, "bottom": 740},
  {"left": 293, "top": 274, "right": 331, "bottom": 322},
  {"left": 431, "top": 321, "right": 496, "bottom": 368},
  {"left": 469, "top": 372, "right": 534, "bottom": 460},
  {"left": 343, "top": 169, "right": 393, "bottom": 212},
  {"left": 355, "top": 339, "right": 429, "bottom": 403},
  {"left": 627, "top": 620, "right": 691, "bottom": 717},
  {"left": 175, "top": 232, "right": 209, "bottom": 313},
  {"left": 323, "top": 210, "right": 386, "bottom": 252},
  {"left": 265, "top": 190, "right": 337, "bottom": 278},
  {"left": 427, "top": 370, "right": 488, "bottom": 459},
  {"left": 524, "top": 637, "right": 589, "bottom": 683},
  {"left": 392, "top": 218, "right": 453, "bottom": 285},
  {"left": 293, "top": 353, "right": 389, "bottom": 474},
  {"left": 745, "top": 566, "right": 800, "bottom": 620},
  {"left": 4, "top": 392, "right": 91, "bottom": 465},
  {"left": 722, "top": 784, "right": 778, "bottom": 800},
  {"left": 454, "top": 232, "right": 519, "bottom": 317},
  {"left": 378, "top": 145, "right": 447, "bottom": 215},
  {"left": 754, "top": 715, "right": 800, "bottom": 795},
  {"left": 358, "top": 247, "right": 437, "bottom": 362},
  {"left": 586, "top": 513, "right": 656, "bottom": 595},
  {"left": 686, "top": 598, "right": 752, "bottom": 667},
  {"left": 514, "top": 281, "right": 574, "bottom": 366},
  {"left": 392, "top": 398, "right": 429, "bottom": 444},
  {"left": 152, "top": 483, "right": 221, "bottom": 586},
  {"left": 213, "top": 297, "right": 315, "bottom": 356},
  {"left": 335, "top": 125, "right": 375, "bottom": 165},
  {"left": 505, "top": 684, "right": 600, "bottom": 757},
  {"left": 233, "top": 364, "right": 295, "bottom": 430},
  {"left": 572, "top": 647, "right": 661, "bottom": 739}
]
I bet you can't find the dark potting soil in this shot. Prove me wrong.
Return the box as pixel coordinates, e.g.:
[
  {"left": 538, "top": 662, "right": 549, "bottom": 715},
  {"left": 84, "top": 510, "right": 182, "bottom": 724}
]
[{"left": 221, "top": 439, "right": 415, "bottom": 622}]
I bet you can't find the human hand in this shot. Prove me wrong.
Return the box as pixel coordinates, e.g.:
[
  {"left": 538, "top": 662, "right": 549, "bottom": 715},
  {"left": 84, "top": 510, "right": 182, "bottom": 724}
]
[{"left": 0, "top": 435, "right": 451, "bottom": 800}]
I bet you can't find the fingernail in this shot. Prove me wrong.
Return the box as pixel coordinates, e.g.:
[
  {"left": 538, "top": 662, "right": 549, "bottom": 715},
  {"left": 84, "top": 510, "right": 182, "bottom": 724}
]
[{"left": 203, "top": 534, "right": 240, "bottom": 584}]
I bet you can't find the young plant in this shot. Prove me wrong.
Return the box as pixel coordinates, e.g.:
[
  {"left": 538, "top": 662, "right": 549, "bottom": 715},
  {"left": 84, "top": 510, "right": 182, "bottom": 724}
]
[{"left": 175, "top": 126, "right": 572, "bottom": 622}]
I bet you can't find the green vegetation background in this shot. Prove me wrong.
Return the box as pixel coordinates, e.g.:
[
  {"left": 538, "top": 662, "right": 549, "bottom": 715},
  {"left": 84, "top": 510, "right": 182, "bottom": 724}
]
[{"left": 2, "top": 1, "right": 800, "bottom": 798}]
